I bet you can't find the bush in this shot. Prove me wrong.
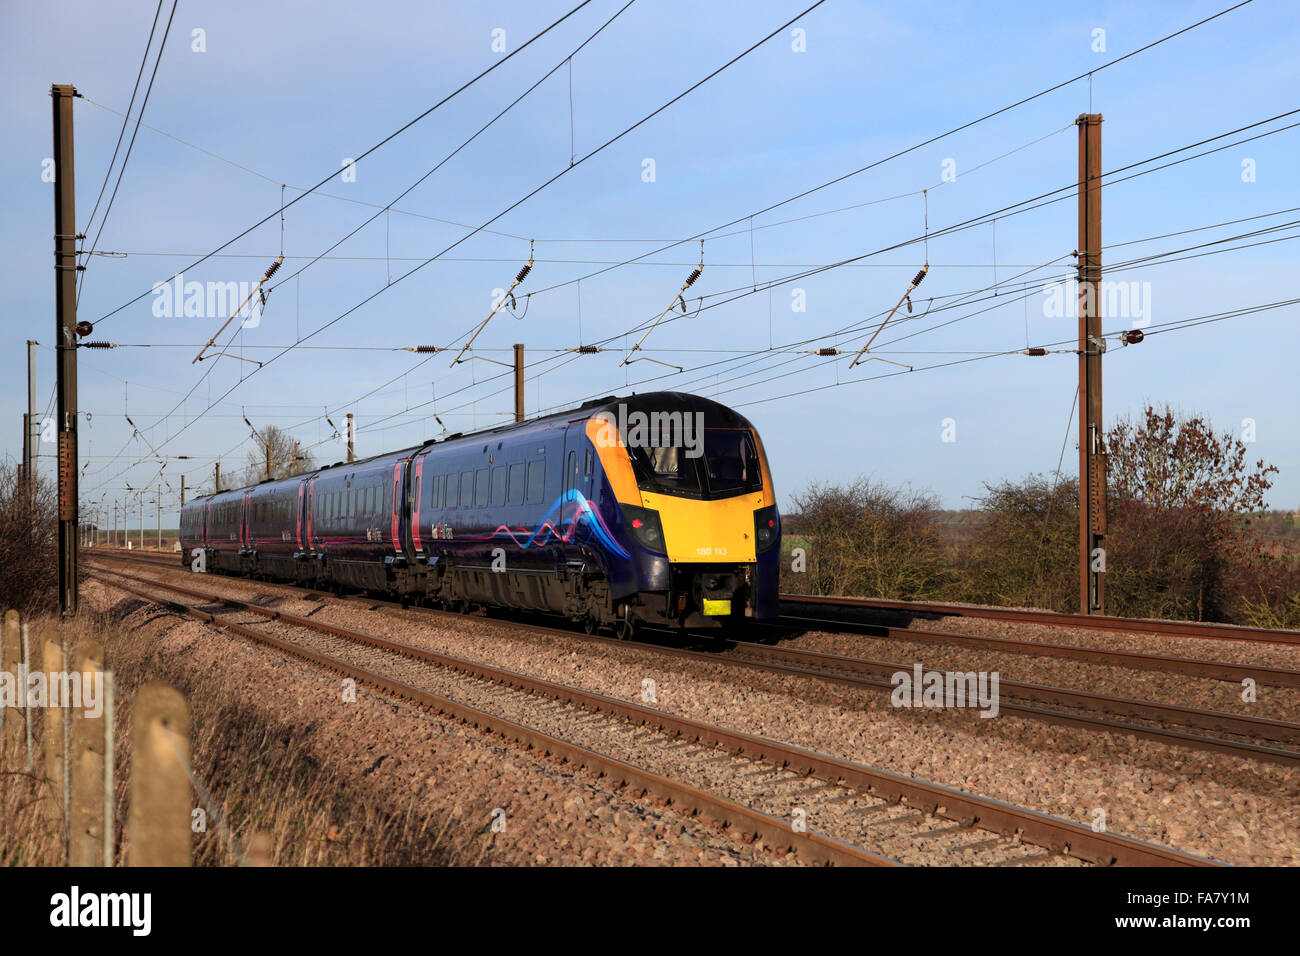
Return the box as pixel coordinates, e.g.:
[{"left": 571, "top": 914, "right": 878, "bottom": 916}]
[
  {"left": 0, "top": 465, "right": 58, "bottom": 616},
  {"left": 782, "top": 477, "right": 955, "bottom": 599},
  {"left": 962, "top": 474, "right": 1077, "bottom": 610}
]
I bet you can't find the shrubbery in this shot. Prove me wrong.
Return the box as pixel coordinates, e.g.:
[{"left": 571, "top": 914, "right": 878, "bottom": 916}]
[
  {"left": 0, "top": 464, "right": 58, "bottom": 616},
  {"left": 779, "top": 405, "right": 1299, "bottom": 627}
]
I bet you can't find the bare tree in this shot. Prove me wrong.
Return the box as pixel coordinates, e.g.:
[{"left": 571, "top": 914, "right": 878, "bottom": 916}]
[
  {"left": 241, "top": 425, "right": 316, "bottom": 486},
  {"left": 0, "top": 464, "right": 59, "bottom": 614},
  {"left": 1107, "top": 403, "right": 1277, "bottom": 513},
  {"left": 1104, "top": 404, "right": 1280, "bottom": 622}
]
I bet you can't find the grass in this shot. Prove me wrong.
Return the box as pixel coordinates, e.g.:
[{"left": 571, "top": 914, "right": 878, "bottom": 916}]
[{"left": 0, "top": 602, "right": 486, "bottom": 866}]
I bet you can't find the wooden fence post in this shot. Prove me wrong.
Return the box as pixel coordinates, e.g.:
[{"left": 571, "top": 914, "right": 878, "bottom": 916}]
[
  {"left": 103, "top": 670, "right": 116, "bottom": 867},
  {"left": 69, "top": 640, "right": 105, "bottom": 866},
  {"left": 2, "top": 610, "right": 22, "bottom": 754},
  {"left": 21, "top": 624, "right": 33, "bottom": 769},
  {"left": 42, "top": 630, "right": 66, "bottom": 819},
  {"left": 128, "top": 682, "right": 191, "bottom": 866}
]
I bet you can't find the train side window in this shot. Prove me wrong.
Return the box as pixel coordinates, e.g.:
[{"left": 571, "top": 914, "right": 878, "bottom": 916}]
[
  {"left": 430, "top": 475, "right": 441, "bottom": 508},
  {"left": 459, "top": 471, "right": 473, "bottom": 508},
  {"left": 444, "top": 473, "right": 457, "bottom": 508},
  {"left": 584, "top": 448, "right": 593, "bottom": 477},
  {"left": 567, "top": 451, "right": 577, "bottom": 494},
  {"left": 491, "top": 466, "right": 506, "bottom": 507},
  {"left": 475, "top": 469, "right": 488, "bottom": 508},
  {"left": 508, "top": 462, "right": 524, "bottom": 505},
  {"left": 526, "top": 459, "right": 545, "bottom": 504}
]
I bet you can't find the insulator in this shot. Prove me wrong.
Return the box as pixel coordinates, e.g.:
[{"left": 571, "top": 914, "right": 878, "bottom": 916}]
[
  {"left": 1122, "top": 329, "right": 1145, "bottom": 345},
  {"left": 906, "top": 296, "right": 913, "bottom": 314},
  {"left": 264, "top": 259, "right": 282, "bottom": 280},
  {"left": 684, "top": 266, "right": 702, "bottom": 287},
  {"left": 911, "top": 265, "right": 929, "bottom": 288},
  {"left": 75, "top": 320, "right": 94, "bottom": 337},
  {"left": 515, "top": 262, "right": 532, "bottom": 284},
  {"left": 409, "top": 345, "right": 442, "bottom": 353},
  {"left": 1024, "top": 347, "right": 1047, "bottom": 356},
  {"left": 81, "top": 341, "right": 115, "bottom": 349},
  {"left": 816, "top": 348, "right": 840, "bottom": 356},
  {"left": 576, "top": 345, "right": 600, "bottom": 354}
]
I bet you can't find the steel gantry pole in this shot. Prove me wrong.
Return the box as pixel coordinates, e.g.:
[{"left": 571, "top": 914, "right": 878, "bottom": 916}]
[
  {"left": 24, "top": 339, "right": 37, "bottom": 488},
  {"left": 1076, "top": 113, "right": 1105, "bottom": 614},
  {"left": 514, "top": 344, "right": 525, "bottom": 422},
  {"left": 52, "top": 83, "right": 79, "bottom": 616}
]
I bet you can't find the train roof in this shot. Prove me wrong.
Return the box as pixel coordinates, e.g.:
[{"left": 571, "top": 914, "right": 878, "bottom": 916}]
[{"left": 184, "top": 390, "right": 753, "bottom": 502}]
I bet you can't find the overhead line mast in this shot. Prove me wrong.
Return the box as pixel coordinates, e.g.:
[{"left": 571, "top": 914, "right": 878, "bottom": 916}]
[
  {"left": 52, "top": 83, "right": 80, "bottom": 616},
  {"left": 1077, "top": 113, "right": 1105, "bottom": 614}
]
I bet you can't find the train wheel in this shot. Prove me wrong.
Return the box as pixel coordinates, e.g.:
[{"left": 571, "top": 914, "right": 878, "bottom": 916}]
[
  {"left": 614, "top": 616, "right": 638, "bottom": 642},
  {"left": 582, "top": 613, "right": 599, "bottom": 635}
]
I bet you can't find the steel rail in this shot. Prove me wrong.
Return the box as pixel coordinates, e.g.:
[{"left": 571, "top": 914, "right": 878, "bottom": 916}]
[
  {"left": 88, "top": 553, "right": 1300, "bottom": 767},
  {"left": 91, "top": 551, "right": 1300, "bottom": 686},
  {"left": 782, "top": 593, "right": 1300, "bottom": 647},
  {"left": 95, "top": 570, "right": 897, "bottom": 867},
  {"left": 89, "top": 562, "right": 1222, "bottom": 866},
  {"left": 769, "top": 612, "right": 1300, "bottom": 689}
]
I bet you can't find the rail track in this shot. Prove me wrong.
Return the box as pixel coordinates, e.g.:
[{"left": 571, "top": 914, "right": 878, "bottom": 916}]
[
  {"left": 764, "top": 612, "right": 1300, "bottom": 689},
  {"left": 95, "top": 550, "right": 1300, "bottom": 688},
  {"left": 783, "top": 593, "right": 1300, "bottom": 647},
  {"left": 89, "top": 550, "right": 1300, "bottom": 768},
  {"left": 86, "top": 558, "right": 1219, "bottom": 867}
]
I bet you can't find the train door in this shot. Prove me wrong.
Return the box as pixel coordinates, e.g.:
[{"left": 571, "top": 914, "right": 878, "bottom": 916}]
[
  {"left": 409, "top": 453, "right": 425, "bottom": 559},
  {"left": 560, "top": 426, "right": 585, "bottom": 559},
  {"left": 390, "top": 462, "right": 404, "bottom": 556},
  {"left": 305, "top": 476, "right": 316, "bottom": 552},
  {"left": 295, "top": 479, "right": 306, "bottom": 553}
]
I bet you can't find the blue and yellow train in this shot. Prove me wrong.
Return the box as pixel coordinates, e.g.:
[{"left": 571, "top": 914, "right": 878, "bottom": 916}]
[{"left": 179, "top": 392, "right": 780, "bottom": 635}]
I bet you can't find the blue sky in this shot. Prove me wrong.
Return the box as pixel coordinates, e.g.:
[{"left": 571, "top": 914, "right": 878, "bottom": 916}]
[{"left": 2, "top": 0, "right": 1297, "bottom": 532}]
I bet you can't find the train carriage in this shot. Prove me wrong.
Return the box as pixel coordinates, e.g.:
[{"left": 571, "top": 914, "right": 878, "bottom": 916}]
[{"left": 179, "top": 391, "right": 780, "bottom": 634}]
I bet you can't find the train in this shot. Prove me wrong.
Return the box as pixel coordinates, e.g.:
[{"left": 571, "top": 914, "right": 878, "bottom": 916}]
[{"left": 178, "top": 391, "right": 781, "bottom": 636}]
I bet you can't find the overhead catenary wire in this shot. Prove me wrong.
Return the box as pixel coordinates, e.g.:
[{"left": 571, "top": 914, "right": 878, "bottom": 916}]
[
  {"left": 81, "top": 0, "right": 826, "bottom": 495},
  {"left": 89, "top": 19, "right": 1278, "bottom": 479},
  {"left": 89, "top": 0, "right": 641, "bottom": 476},
  {"left": 78, "top": 4, "right": 1281, "bottom": 501},
  {"left": 78, "top": 0, "right": 178, "bottom": 306},
  {"left": 78, "top": 0, "right": 166, "bottom": 301},
  {"left": 85, "top": 0, "right": 602, "bottom": 330},
  {"left": 620, "top": 242, "right": 705, "bottom": 370}
]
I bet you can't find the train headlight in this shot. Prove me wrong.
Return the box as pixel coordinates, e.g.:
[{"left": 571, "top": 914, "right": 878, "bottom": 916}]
[
  {"left": 754, "top": 505, "right": 780, "bottom": 552},
  {"left": 621, "top": 504, "right": 666, "bottom": 553}
]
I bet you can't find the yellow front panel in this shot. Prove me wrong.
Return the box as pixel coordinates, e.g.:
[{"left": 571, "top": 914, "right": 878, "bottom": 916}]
[{"left": 639, "top": 488, "right": 764, "bottom": 563}]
